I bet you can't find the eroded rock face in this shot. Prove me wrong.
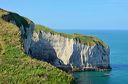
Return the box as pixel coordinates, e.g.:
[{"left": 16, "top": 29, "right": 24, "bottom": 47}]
[
  {"left": 29, "top": 31, "right": 111, "bottom": 71},
  {"left": 11, "top": 20, "right": 111, "bottom": 71}
]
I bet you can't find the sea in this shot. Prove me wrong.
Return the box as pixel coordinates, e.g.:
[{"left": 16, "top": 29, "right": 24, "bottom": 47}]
[{"left": 56, "top": 30, "right": 128, "bottom": 84}]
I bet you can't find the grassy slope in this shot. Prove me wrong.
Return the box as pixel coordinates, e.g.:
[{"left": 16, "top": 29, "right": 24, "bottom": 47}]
[
  {"left": 0, "top": 9, "right": 73, "bottom": 84},
  {"left": 35, "top": 24, "right": 107, "bottom": 48}
]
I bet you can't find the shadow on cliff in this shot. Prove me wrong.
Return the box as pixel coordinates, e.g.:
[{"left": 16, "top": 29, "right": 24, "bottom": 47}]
[
  {"left": 69, "top": 44, "right": 103, "bottom": 68},
  {"left": 1, "top": 12, "right": 29, "bottom": 28},
  {"left": 28, "top": 32, "right": 64, "bottom": 65},
  {"left": 69, "top": 43, "right": 82, "bottom": 67},
  {"left": 69, "top": 43, "right": 111, "bottom": 69}
]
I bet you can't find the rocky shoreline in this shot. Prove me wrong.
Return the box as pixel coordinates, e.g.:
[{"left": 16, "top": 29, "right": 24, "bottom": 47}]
[{"left": 57, "top": 65, "right": 112, "bottom": 72}]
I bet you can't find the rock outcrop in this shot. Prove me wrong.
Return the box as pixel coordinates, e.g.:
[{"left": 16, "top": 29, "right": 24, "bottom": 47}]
[
  {"left": 1, "top": 9, "right": 111, "bottom": 71},
  {"left": 12, "top": 21, "right": 112, "bottom": 71},
  {"left": 29, "top": 30, "right": 111, "bottom": 71}
]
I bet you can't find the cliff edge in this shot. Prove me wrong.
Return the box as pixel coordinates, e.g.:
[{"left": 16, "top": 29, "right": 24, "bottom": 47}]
[
  {"left": 30, "top": 25, "right": 111, "bottom": 71},
  {"left": 0, "top": 8, "right": 111, "bottom": 72}
]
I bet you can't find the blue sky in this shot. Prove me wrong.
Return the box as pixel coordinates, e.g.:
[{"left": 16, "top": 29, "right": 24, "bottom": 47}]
[{"left": 1, "top": 0, "right": 128, "bottom": 30}]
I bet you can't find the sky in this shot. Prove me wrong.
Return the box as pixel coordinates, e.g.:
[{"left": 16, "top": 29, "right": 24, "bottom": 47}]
[{"left": 1, "top": 0, "right": 128, "bottom": 30}]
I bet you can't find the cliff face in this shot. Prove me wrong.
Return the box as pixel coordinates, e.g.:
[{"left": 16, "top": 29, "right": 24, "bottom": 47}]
[
  {"left": 8, "top": 20, "right": 111, "bottom": 71},
  {"left": 1, "top": 9, "right": 111, "bottom": 71},
  {"left": 29, "top": 30, "right": 111, "bottom": 71}
]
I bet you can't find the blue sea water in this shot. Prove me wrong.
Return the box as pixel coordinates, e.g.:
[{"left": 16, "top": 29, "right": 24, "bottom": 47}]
[{"left": 56, "top": 30, "right": 128, "bottom": 84}]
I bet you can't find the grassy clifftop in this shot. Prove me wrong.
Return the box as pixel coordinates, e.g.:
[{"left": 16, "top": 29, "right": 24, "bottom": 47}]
[
  {"left": 0, "top": 8, "right": 73, "bottom": 84},
  {"left": 35, "top": 24, "right": 107, "bottom": 48}
]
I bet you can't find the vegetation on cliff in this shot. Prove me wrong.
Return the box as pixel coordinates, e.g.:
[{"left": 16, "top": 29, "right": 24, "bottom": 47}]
[
  {"left": 0, "top": 8, "right": 73, "bottom": 84},
  {"left": 35, "top": 24, "right": 107, "bottom": 48}
]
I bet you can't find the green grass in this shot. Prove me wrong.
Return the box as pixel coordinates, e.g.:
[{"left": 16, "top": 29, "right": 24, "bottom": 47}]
[
  {"left": 35, "top": 24, "right": 54, "bottom": 33},
  {"left": 35, "top": 24, "right": 108, "bottom": 48},
  {"left": 0, "top": 42, "right": 3, "bottom": 54},
  {"left": 0, "top": 9, "right": 73, "bottom": 84},
  {"left": 0, "top": 8, "right": 31, "bottom": 28}
]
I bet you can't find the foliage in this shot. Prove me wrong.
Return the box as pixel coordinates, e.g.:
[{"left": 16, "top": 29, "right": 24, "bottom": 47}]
[{"left": 35, "top": 24, "right": 107, "bottom": 48}]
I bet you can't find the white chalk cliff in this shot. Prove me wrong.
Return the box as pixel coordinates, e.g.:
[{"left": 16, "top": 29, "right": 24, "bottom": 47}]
[
  {"left": 14, "top": 22, "right": 111, "bottom": 71},
  {"left": 29, "top": 31, "right": 111, "bottom": 71},
  {"left": 2, "top": 12, "right": 111, "bottom": 71}
]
